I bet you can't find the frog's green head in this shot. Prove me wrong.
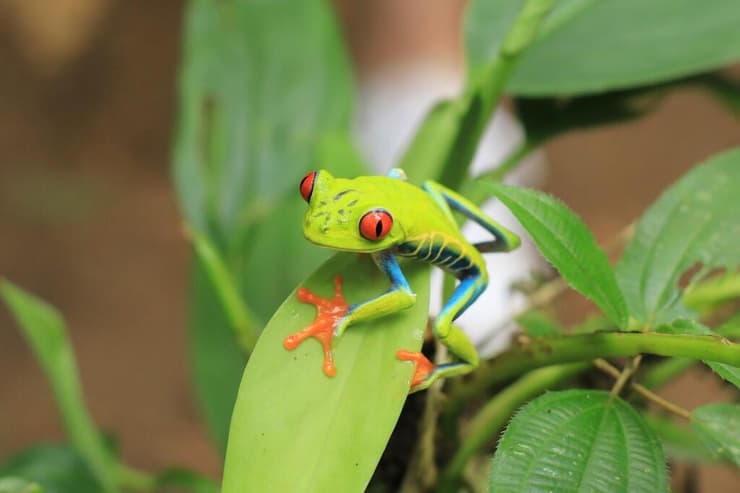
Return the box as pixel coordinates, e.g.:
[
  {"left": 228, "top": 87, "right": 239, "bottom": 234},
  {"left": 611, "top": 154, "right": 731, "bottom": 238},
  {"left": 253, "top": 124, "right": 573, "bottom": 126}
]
[{"left": 299, "top": 170, "right": 404, "bottom": 252}]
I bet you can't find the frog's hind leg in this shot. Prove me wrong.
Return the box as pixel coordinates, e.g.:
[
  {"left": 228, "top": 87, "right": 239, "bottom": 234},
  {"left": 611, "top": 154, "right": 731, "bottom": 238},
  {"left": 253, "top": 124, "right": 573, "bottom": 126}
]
[{"left": 401, "top": 274, "right": 485, "bottom": 392}]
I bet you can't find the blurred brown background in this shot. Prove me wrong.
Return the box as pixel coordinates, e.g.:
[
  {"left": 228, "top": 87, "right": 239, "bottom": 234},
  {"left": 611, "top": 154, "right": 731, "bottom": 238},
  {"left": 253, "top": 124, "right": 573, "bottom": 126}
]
[{"left": 0, "top": 0, "right": 738, "bottom": 490}]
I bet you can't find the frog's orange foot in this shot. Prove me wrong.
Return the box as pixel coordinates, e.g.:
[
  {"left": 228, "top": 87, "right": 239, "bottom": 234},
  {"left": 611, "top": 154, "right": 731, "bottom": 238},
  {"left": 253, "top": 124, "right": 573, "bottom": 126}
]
[
  {"left": 396, "top": 350, "right": 435, "bottom": 390},
  {"left": 284, "top": 276, "right": 349, "bottom": 377}
]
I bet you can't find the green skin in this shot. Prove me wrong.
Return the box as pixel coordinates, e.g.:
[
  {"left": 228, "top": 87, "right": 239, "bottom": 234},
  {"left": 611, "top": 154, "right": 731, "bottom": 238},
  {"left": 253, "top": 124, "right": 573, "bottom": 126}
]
[{"left": 303, "top": 168, "right": 520, "bottom": 391}]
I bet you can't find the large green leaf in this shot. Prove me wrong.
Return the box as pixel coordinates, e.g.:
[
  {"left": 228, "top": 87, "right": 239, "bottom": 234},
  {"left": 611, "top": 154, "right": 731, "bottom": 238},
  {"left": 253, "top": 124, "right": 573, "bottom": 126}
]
[
  {"left": 173, "top": 0, "right": 356, "bottom": 452},
  {"left": 691, "top": 403, "right": 740, "bottom": 466},
  {"left": 173, "top": 0, "right": 351, "bottom": 241},
  {"left": 0, "top": 281, "right": 117, "bottom": 493},
  {"left": 616, "top": 148, "right": 740, "bottom": 327},
  {"left": 484, "top": 182, "right": 628, "bottom": 328},
  {"left": 221, "top": 254, "right": 430, "bottom": 492},
  {"left": 0, "top": 444, "right": 100, "bottom": 493},
  {"left": 489, "top": 390, "right": 668, "bottom": 492},
  {"left": 467, "top": 0, "right": 740, "bottom": 95}
]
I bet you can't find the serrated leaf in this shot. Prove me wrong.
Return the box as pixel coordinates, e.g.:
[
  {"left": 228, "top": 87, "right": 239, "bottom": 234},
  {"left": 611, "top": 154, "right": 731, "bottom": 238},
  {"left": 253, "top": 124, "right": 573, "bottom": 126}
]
[
  {"left": 484, "top": 182, "right": 628, "bottom": 328},
  {"left": 0, "top": 444, "right": 100, "bottom": 493},
  {"left": 467, "top": 0, "right": 740, "bottom": 96},
  {"left": 0, "top": 281, "right": 117, "bottom": 493},
  {"left": 691, "top": 403, "right": 740, "bottom": 466},
  {"left": 490, "top": 390, "right": 668, "bottom": 492},
  {"left": 221, "top": 254, "right": 430, "bottom": 492},
  {"left": 656, "top": 319, "right": 740, "bottom": 388},
  {"left": 616, "top": 148, "right": 740, "bottom": 327}
]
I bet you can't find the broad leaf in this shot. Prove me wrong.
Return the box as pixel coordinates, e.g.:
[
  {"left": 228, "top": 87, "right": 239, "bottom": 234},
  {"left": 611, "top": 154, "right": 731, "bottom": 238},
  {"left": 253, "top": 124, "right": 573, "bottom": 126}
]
[
  {"left": 691, "top": 403, "right": 740, "bottom": 466},
  {"left": 0, "top": 281, "right": 116, "bottom": 493},
  {"left": 173, "top": 0, "right": 355, "bottom": 451},
  {"left": 656, "top": 319, "right": 740, "bottom": 388},
  {"left": 173, "top": 0, "right": 351, "bottom": 240},
  {"left": 0, "top": 444, "right": 100, "bottom": 493},
  {"left": 467, "top": 0, "right": 740, "bottom": 95},
  {"left": 221, "top": 254, "right": 430, "bottom": 492},
  {"left": 645, "top": 414, "right": 718, "bottom": 464},
  {"left": 490, "top": 390, "right": 668, "bottom": 492},
  {"left": 616, "top": 148, "right": 740, "bottom": 327},
  {"left": 484, "top": 183, "right": 628, "bottom": 328}
]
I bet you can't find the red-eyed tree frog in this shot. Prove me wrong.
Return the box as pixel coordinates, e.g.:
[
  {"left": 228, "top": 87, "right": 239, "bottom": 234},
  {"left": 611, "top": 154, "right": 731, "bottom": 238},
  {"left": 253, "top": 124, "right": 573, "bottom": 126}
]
[{"left": 283, "top": 168, "right": 520, "bottom": 392}]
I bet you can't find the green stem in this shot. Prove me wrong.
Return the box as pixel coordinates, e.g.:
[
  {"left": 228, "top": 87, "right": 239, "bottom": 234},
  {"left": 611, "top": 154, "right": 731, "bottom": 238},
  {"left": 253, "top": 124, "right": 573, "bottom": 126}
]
[
  {"left": 444, "top": 332, "right": 740, "bottom": 419},
  {"left": 187, "top": 226, "right": 259, "bottom": 352},
  {"left": 440, "top": 0, "right": 554, "bottom": 190},
  {"left": 436, "top": 363, "right": 587, "bottom": 492}
]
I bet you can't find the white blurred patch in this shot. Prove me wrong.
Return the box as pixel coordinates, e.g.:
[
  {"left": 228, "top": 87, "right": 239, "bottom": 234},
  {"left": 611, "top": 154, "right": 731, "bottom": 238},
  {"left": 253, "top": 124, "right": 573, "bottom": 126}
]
[{"left": 354, "top": 64, "right": 548, "bottom": 357}]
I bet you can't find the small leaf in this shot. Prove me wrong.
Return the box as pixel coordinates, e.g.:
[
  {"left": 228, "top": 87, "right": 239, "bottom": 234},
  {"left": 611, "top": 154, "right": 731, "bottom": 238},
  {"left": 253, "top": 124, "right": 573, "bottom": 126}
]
[
  {"left": 221, "top": 254, "right": 430, "bottom": 492},
  {"left": 0, "top": 444, "right": 100, "bottom": 493},
  {"left": 0, "top": 478, "right": 43, "bottom": 493},
  {"left": 645, "top": 413, "right": 719, "bottom": 464},
  {"left": 683, "top": 269, "right": 740, "bottom": 312},
  {"left": 484, "top": 182, "right": 628, "bottom": 328},
  {"left": 656, "top": 319, "right": 740, "bottom": 388},
  {"left": 516, "top": 309, "right": 561, "bottom": 337},
  {"left": 156, "top": 469, "right": 218, "bottom": 493},
  {"left": 617, "top": 148, "right": 740, "bottom": 326},
  {"left": 0, "top": 281, "right": 117, "bottom": 493},
  {"left": 691, "top": 403, "right": 740, "bottom": 466},
  {"left": 490, "top": 390, "right": 668, "bottom": 492}
]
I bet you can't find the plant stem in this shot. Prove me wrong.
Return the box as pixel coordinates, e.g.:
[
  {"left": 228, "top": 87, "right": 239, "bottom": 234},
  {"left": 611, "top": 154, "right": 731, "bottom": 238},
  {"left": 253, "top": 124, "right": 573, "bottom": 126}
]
[
  {"left": 186, "top": 225, "right": 260, "bottom": 352},
  {"left": 639, "top": 312, "right": 740, "bottom": 389},
  {"left": 444, "top": 332, "right": 739, "bottom": 419},
  {"left": 438, "top": 0, "right": 555, "bottom": 189},
  {"left": 609, "top": 354, "right": 642, "bottom": 397},
  {"left": 436, "top": 363, "right": 587, "bottom": 492},
  {"left": 593, "top": 359, "right": 691, "bottom": 419}
]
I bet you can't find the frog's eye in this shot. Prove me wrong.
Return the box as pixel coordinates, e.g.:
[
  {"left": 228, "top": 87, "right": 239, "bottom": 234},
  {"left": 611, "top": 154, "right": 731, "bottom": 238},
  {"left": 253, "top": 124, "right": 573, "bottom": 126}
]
[
  {"left": 300, "top": 171, "right": 317, "bottom": 202},
  {"left": 359, "top": 209, "right": 393, "bottom": 241}
]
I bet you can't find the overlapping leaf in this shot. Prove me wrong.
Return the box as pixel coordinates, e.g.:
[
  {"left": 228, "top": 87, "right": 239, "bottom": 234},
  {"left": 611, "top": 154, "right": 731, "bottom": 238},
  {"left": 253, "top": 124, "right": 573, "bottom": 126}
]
[
  {"left": 172, "top": 0, "right": 356, "bottom": 450},
  {"left": 484, "top": 183, "right": 628, "bottom": 328},
  {"left": 616, "top": 148, "right": 740, "bottom": 327}
]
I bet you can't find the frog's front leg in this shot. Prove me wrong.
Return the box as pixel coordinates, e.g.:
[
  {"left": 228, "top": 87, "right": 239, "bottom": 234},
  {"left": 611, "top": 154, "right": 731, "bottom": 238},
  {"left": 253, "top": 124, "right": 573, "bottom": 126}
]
[
  {"left": 284, "top": 252, "right": 416, "bottom": 377},
  {"left": 398, "top": 273, "right": 484, "bottom": 392}
]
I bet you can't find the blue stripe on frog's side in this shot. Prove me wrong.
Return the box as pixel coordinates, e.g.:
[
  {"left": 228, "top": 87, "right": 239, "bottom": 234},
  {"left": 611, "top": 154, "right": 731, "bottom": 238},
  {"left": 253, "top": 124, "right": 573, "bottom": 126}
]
[{"left": 395, "top": 233, "right": 479, "bottom": 279}]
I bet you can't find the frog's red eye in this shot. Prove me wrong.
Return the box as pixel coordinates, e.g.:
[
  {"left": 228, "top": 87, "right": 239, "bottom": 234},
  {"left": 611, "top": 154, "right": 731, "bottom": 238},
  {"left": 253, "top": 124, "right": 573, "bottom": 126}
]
[
  {"left": 300, "top": 171, "right": 317, "bottom": 202},
  {"left": 359, "top": 210, "right": 393, "bottom": 241}
]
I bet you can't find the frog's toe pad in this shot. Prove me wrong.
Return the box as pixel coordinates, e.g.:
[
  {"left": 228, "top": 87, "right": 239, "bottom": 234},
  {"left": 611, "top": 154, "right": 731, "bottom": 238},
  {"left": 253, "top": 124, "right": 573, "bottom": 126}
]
[
  {"left": 396, "top": 350, "right": 435, "bottom": 391},
  {"left": 284, "top": 276, "right": 349, "bottom": 377}
]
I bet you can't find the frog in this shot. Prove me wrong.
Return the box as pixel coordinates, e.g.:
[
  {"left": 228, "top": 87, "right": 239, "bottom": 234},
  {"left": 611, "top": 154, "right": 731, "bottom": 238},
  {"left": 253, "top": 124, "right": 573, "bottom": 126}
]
[{"left": 283, "top": 168, "right": 520, "bottom": 392}]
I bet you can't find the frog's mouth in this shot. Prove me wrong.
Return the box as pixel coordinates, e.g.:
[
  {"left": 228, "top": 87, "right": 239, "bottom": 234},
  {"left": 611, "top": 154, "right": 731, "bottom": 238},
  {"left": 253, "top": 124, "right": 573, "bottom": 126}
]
[{"left": 303, "top": 229, "right": 384, "bottom": 254}]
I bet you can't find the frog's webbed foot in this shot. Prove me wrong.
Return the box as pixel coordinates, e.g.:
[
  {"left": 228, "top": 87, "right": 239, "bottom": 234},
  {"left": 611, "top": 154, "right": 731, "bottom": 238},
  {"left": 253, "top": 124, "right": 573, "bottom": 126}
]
[
  {"left": 396, "top": 350, "right": 435, "bottom": 393},
  {"left": 283, "top": 275, "right": 349, "bottom": 377}
]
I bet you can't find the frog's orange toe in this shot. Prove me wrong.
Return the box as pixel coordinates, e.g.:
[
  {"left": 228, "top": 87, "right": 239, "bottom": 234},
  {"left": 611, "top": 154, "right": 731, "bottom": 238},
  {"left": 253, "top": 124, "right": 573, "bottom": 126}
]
[
  {"left": 396, "top": 350, "right": 435, "bottom": 388},
  {"left": 284, "top": 276, "right": 349, "bottom": 377}
]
